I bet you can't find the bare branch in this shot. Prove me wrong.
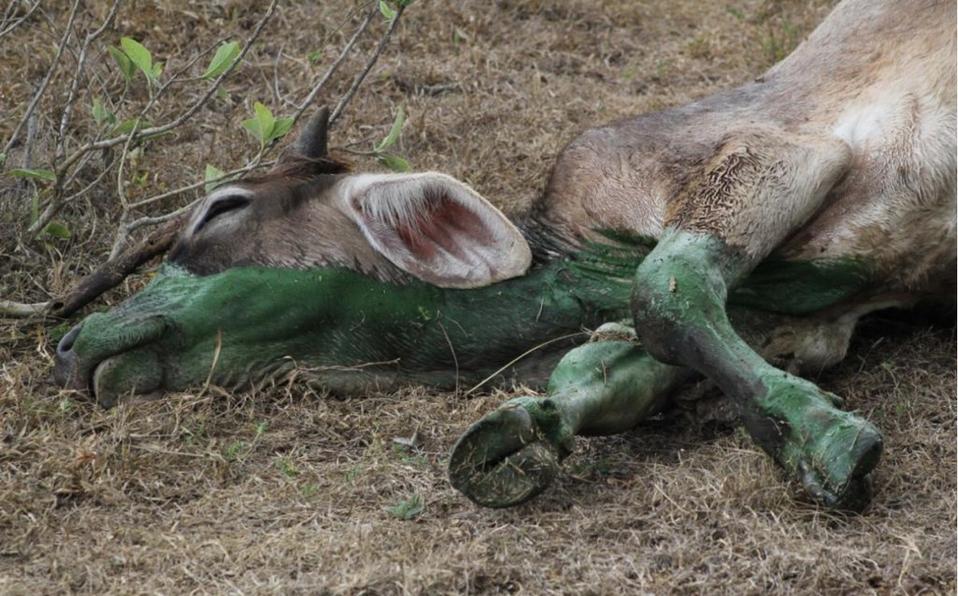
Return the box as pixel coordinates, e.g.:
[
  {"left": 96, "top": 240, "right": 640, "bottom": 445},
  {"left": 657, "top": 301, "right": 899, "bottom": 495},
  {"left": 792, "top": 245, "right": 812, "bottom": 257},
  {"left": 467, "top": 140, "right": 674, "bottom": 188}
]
[
  {"left": 30, "top": 0, "right": 279, "bottom": 240},
  {"left": 49, "top": 214, "right": 189, "bottom": 319},
  {"left": 55, "top": 0, "right": 123, "bottom": 164},
  {"left": 56, "top": 0, "right": 280, "bottom": 177},
  {"left": 0, "top": 0, "right": 40, "bottom": 43},
  {"left": 46, "top": 0, "right": 413, "bottom": 315},
  {"left": 291, "top": 3, "right": 377, "bottom": 127},
  {"left": 2, "top": 0, "right": 81, "bottom": 156},
  {"left": 125, "top": 161, "right": 271, "bottom": 213},
  {"left": 0, "top": 300, "right": 51, "bottom": 318},
  {"left": 329, "top": 5, "right": 407, "bottom": 126}
]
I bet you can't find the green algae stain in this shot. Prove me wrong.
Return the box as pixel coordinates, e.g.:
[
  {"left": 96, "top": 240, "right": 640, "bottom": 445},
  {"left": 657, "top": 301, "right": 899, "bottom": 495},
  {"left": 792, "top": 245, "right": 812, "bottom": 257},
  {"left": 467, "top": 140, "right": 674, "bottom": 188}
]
[
  {"left": 732, "top": 256, "right": 872, "bottom": 315},
  {"left": 580, "top": 229, "right": 873, "bottom": 316},
  {"left": 75, "top": 226, "right": 876, "bottom": 400}
]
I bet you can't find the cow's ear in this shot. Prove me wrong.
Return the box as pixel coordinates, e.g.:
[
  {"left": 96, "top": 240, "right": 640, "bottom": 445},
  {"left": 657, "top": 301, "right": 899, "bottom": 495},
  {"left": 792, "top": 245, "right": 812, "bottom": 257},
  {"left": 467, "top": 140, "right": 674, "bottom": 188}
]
[{"left": 340, "top": 173, "right": 532, "bottom": 288}]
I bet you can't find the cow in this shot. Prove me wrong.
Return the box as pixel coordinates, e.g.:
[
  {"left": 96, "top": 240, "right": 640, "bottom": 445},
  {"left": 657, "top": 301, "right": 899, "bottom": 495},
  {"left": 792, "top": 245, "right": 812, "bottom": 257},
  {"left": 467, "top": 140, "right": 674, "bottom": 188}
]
[{"left": 54, "top": 0, "right": 956, "bottom": 511}]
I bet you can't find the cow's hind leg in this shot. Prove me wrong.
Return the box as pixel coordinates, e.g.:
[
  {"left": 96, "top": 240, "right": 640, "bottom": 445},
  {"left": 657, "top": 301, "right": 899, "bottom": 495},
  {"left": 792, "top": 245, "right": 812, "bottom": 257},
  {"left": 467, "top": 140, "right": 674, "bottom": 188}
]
[
  {"left": 632, "top": 229, "right": 882, "bottom": 510},
  {"left": 631, "top": 128, "right": 882, "bottom": 510},
  {"left": 449, "top": 337, "right": 694, "bottom": 508}
]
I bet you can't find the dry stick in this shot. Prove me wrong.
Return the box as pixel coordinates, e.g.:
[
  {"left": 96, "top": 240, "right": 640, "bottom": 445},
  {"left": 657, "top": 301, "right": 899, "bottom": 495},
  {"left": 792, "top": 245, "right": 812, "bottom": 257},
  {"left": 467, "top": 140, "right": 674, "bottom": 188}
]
[
  {"left": 127, "top": 2, "right": 389, "bottom": 230},
  {"left": 49, "top": 214, "right": 189, "bottom": 318},
  {"left": 103, "top": 11, "right": 278, "bottom": 257},
  {"left": 2, "top": 0, "right": 81, "bottom": 157},
  {"left": 127, "top": 163, "right": 264, "bottom": 212},
  {"left": 329, "top": 4, "right": 406, "bottom": 126},
  {"left": 30, "top": 2, "right": 123, "bottom": 237},
  {"left": 123, "top": 2, "right": 388, "bottom": 231},
  {"left": 0, "top": 1, "right": 40, "bottom": 40},
  {"left": 289, "top": 3, "right": 377, "bottom": 126},
  {"left": 56, "top": 0, "right": 123, "bottom": 163},
  {"left": 34, "top": 2, "right": 278, "bottom": 238},
  {"left": 51, "top": 0, "right": 279, "bottom": 183},
  {"left": 118, "top": 161, "right": 273, "bottom": 241},
  {"left": 0, "top": 300, "right": 51, "bottom": 317}
]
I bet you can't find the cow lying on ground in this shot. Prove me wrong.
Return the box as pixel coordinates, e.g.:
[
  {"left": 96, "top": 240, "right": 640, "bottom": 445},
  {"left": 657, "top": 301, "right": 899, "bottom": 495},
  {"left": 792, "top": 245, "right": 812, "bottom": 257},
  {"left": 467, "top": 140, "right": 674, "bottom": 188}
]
[{"left": 55, "top": 0, "right": 956, "bottom": 511}]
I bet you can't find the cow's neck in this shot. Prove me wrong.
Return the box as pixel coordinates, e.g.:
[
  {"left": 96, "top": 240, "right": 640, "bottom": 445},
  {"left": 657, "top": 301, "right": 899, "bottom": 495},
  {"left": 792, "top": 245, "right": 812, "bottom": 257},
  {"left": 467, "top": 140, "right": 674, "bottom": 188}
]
[{"left": 307, "top": 234, "right": 643, "bottom": 393}]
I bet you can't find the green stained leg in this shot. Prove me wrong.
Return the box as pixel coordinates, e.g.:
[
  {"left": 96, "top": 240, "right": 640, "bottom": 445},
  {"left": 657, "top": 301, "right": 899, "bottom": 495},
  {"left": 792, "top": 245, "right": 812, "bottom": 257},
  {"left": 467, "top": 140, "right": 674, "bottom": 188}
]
[
  {"left": 448, "top": 338, "right": 693, "bottom": 508},
  {"left": 630, "top": 229, "right": 882, "bottom": 511}
]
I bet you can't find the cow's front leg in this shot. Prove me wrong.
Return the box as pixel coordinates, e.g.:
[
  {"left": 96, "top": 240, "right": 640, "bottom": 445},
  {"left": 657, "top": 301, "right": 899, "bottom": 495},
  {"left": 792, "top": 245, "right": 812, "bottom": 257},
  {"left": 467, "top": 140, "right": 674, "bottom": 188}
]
[
  {"left": 449, "top": 337, "right": 693, "bottom": 508},
  {"left": 631, "top": 229, "right": 882, "bottom": 510}
]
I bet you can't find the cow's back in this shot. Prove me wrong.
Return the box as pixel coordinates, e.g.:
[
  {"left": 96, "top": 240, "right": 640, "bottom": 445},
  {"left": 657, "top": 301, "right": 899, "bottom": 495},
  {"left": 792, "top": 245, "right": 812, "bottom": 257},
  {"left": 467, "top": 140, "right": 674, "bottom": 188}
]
[{"left": 538, "top": 0, "right": 955, "bottom": 300}]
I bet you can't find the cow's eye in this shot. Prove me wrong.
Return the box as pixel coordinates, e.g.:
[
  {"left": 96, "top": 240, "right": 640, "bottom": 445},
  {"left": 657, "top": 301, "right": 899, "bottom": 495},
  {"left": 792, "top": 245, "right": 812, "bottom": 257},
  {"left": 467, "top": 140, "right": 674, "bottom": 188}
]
[{"left": 194, "top": 194, "right": 249, "bottom": 233}]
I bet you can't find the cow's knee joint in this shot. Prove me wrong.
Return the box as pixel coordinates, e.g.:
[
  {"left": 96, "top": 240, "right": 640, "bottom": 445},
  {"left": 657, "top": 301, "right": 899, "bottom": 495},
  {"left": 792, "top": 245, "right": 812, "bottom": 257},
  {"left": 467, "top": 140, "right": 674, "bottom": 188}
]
[{"left": 631, "top": 232, "right": 734, "bottom": 365}]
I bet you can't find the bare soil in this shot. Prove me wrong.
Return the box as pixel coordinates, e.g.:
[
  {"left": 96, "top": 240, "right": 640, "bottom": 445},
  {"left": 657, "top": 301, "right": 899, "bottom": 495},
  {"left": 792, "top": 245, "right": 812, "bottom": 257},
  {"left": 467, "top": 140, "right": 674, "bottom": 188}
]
[{"left": 1, "top": 1, "right": 955, "bottom": 594}]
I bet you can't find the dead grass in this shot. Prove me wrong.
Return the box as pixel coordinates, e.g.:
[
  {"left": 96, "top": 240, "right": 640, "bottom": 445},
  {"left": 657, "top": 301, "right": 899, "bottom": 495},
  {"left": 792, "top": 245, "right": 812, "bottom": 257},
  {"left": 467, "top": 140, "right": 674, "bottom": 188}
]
[{"left": 1, "top": 1, "right": 955, "bottom": 594}]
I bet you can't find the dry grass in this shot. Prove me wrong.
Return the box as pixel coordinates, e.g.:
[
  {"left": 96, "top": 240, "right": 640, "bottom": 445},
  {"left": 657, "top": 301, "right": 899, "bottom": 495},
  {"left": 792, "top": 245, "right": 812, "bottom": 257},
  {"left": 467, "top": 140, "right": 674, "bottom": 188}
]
[{"left": 1, "top": 1, "right": 955, "bottom": 594}]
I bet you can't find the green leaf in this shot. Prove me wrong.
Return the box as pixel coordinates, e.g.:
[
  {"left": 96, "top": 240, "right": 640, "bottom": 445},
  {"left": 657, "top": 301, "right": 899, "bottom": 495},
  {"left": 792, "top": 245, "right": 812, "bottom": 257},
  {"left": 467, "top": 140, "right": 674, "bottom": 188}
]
[
  {"left": 111, "top": 118, "right": 144, "bottom": 135},
  {"left": 377, "top": 153, "right": 411, "bottom": 172},
  {"left": 384, "top": 494, "right": 423, "bottom": 520},
  {"left": 242, "top": 102, "right": 276, "bottom": 147},
  {"left": 269, "top": 117, "right": 294, "bottom": 143},
  {"left": 119, "top": 37, "right": 154, "bottom": 82},
  {"left": 375, "top": 106, "right": 404, "bottom": 152},
  {"left": 204, "top": 164, "right": 230, "bottom": 192},
  {"left": 307, "top": 50, "right": 323, "bottom": 63},
  {"left": 43, "top": 221, "right": 71, "bottom": 239},
  {"left": 215, "top": 85, "right": 230, "bottom": 101},
  {"left": 9, "top": 168, "right": 56, "bottom": 181},
  {"left": 91, "top": 97, "right": 116, "bottom": 127},
  {"left": 379, "top": 0, "right": 396, "bottom": 20},
  {"left": 108, "top": 46, "right": 135, "bottom": 83},
  {"left": 202, "top": 41, "right": 240, "bottom": 79}
]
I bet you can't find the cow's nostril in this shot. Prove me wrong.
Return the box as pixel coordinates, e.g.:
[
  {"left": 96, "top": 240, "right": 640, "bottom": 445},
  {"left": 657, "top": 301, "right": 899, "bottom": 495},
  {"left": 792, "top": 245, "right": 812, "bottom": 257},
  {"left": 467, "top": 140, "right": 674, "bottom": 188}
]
[{"left": 57, "top": 323, "right": 82, "bottom": 355}]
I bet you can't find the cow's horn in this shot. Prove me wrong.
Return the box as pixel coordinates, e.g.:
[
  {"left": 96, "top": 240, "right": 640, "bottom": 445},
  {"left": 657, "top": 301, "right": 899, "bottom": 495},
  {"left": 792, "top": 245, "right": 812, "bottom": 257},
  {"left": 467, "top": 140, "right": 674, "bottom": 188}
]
[{"left": 294, "top": 106, "right": 330, "bottom": 158}]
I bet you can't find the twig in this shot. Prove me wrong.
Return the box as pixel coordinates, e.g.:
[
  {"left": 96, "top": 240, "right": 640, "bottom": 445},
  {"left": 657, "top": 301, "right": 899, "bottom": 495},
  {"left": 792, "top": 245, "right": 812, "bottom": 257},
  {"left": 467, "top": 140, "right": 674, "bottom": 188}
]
[
  {"left": 49, "top": 214, "right": 189, "bottom": 318},
  {"left": 21, "top": 104, "right": 38, "bottom": 170},
  {"left": 47, "top": 0, "right": 410, "bottom": 315},
  {"left": 0, "top": 1, "right": 40, "bottom": 45},
  {"left": 125, "top": 161, "right": 271, "bottom": 213},
  {"left": 291, "top": 3, "right": 377, "bottom": 127},
  {"left": 329, "top": 5, "right": 407, "bottom": 125},
  {"left": 55, "top": 0, "right": 123, "bottom": 164},
  {"left": 54, "top": 0, "right": 279, "bottom": 179},
  {"left": 464, "top": 332, "right": 588, "bottom": 395},
  {"left": 29, "top": 150, "right": 104, "bottom": 235},
  {"left": 120, "top": 2, "right": 386, "bottom": 230},
  {"left": 2, "top": 0, "right": 81, "bottom": 157},
  {"left": 0, "top": 300, "right": 51, "bottom": 318}
]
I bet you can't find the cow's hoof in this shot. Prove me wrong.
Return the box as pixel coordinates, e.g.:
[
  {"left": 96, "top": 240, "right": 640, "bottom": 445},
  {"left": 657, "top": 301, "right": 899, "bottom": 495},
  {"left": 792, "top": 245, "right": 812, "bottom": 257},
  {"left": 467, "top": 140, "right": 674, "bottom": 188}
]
[
  {"left": 448, "top": 398, "right": 570, "bottom": 508},
  {"left": 747, "top": 374, "right": 883, "bottom": 512},
  {"left": 790, "top": 413, "right": 882, "bottom": 511}
]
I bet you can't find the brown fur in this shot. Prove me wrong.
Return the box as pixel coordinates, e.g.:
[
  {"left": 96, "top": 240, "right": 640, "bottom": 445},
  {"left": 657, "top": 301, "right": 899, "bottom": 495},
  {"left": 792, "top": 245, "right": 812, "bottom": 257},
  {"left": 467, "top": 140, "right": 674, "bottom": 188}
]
[{"left": 539, "top": 0, "right": 954, "bottom": 298}]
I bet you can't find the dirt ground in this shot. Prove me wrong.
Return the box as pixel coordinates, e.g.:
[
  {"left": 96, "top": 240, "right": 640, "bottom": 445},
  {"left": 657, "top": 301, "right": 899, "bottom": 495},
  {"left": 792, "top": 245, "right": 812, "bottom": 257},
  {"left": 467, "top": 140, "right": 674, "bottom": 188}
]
[{"left": 1, "top": 1, "right": 955, "bottom": 594}]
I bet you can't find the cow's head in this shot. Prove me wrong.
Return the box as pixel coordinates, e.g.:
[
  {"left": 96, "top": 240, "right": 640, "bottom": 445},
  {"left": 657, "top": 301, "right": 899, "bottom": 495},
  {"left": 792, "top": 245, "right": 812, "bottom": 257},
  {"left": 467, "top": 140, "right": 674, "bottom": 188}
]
[{"left": 54, "top": 109, "right": 533, "bottom": 406}]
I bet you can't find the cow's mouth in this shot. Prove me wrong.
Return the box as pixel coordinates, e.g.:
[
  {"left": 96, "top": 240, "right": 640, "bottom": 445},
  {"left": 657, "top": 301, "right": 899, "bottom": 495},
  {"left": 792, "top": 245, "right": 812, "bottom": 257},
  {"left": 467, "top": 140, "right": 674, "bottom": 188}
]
[{"left": 54, "top": 320, "right": 167, "bottom": 408}]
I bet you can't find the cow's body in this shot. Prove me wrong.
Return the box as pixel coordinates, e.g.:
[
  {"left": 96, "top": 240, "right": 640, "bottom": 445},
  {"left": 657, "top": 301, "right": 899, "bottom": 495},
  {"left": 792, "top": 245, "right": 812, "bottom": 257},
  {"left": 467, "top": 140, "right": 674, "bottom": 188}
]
[
  {"left": 545, "top": 0, "right": 954, "bottom": 298},
  {"left": 55, "top": 0, "right": 956, "bottom": 510}
]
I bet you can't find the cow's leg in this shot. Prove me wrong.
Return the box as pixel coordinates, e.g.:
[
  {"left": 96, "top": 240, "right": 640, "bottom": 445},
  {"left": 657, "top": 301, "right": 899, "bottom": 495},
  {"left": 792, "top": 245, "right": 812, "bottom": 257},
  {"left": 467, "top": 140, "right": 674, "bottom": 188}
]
[
  {"left": 629, "top": 129, "right": 881, "bottom": 509},
  {"left": 449, "top": 336, "right": 694, "bottom": 508}
]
